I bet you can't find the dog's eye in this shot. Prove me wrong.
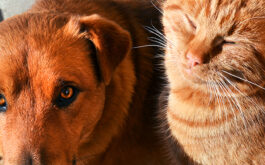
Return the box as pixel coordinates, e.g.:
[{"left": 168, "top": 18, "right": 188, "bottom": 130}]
[
  {"left": 56, "top": 86, "right": 79, "bottom": 108},
  {"left": 0, "top": 94, "right": 7, "bottom": 112},
  {"left": 61, "top": 87, "right": 74, "bottom": 99}
]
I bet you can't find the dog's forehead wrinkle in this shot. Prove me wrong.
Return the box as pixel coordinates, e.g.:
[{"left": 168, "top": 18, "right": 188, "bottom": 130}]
[{"left": 1, "top": 52, "right": 54, "bottom": 103}]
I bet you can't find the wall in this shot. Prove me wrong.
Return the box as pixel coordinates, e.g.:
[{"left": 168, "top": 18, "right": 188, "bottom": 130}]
[{"left": 0, "top": 0, "right": 35, "bottom": 20}]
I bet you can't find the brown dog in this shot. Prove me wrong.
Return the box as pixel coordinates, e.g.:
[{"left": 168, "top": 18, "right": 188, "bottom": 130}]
[{"left": 0, "top": 0, "right": 168, "bottom": 164}]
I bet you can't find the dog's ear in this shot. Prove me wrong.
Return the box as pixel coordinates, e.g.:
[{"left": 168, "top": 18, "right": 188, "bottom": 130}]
[{"left": 65, "top": 14, "right": 132, "bottom": 85}]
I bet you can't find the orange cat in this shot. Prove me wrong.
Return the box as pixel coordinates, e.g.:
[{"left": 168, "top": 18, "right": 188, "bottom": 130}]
[{"left": 161, "top": 0, "right": 265, "bottom": 164}]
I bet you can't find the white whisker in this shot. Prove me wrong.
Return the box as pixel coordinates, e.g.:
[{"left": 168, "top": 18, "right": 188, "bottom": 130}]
[
  {"left": 150, "top": 0, "right": 163, "bottom": 14},
  {"left": 222, "top": 70, "right": 265, "bottom": 91},
  {"left": 220, "top": 72, "right": 265, "bottom": 126},
  {"left": 218, "top": 81, "right": 229, "bottom": 122},
  {"left": 133, "top": 45, "right": 164, "bottom": 49},
  {"left": 218, "top": 72, "right": 248, "bottom": 129},
  {"left": 212, "top": 81, "right": 222, "bottom": 118},
  {"left": 206, "top": 80, "right": 213, "bottom": 107},
  {"left": 241, "top": 16, "right": 265, "bottom": 24},
  {"left": 220, "top": 79, "right": 239, "bottom": 127},
  {"left": 144, "top": 25, "right": 175, "bottom": 47}
]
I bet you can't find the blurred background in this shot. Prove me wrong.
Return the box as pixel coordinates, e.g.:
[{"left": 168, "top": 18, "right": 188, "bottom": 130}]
[{"left": 0, "top": 0, "right": 35, "bottom": 21}]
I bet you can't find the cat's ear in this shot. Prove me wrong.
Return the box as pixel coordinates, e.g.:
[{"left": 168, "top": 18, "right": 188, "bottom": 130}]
[{"left": 65, "top": 14, "right": 132, "bottom": 85}]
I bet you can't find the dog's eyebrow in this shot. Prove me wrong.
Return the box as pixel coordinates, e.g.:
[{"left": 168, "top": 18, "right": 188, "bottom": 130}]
[{"left": 56, "top": 79, "right": 78, "bottom": 89}]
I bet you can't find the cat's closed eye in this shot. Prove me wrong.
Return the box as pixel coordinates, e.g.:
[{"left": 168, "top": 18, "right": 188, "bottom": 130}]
[
  {"left": 214, "top": 36, "right": 236, "bottom": 48},
  {"left": 185, "top": 14, "right": 197, "bottom": 31}
]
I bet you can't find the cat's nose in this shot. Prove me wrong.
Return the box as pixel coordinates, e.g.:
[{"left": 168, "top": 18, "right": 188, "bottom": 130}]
[{"left": 186, "top": 50, "right": 203, "bottom": 67}]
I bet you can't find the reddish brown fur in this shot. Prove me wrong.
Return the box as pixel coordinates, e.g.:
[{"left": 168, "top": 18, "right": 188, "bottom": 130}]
[
  {"left": 162, "top": 0, "right": 265, "bottom": 164},
  {"left": 0, "top": 0, "right": 169, "bottom": 164}
]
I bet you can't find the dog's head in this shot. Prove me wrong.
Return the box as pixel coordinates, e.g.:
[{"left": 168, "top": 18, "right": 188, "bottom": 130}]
[{"left": 0, "top": 13, "right": 131, "bottom": 164}]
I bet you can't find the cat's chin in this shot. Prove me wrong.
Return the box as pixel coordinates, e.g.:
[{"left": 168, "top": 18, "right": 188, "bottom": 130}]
[{"left": 180, "top": 64, "right": 209, "bottom": 85}]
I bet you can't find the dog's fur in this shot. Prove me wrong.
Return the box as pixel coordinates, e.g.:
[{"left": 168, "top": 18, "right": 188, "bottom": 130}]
[{"left": 0, "top": 0, "right": 168, "bottom": 164}]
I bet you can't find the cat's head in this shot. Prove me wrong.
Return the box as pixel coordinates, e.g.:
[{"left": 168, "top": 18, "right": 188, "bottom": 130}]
[{"left": 163, "top": 0, "right": 265, "bottom": 95}]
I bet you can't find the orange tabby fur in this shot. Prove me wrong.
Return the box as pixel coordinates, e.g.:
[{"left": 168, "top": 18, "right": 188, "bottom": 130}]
[{"left": 162, "top": 0, "right": 265, "bottom": 164}]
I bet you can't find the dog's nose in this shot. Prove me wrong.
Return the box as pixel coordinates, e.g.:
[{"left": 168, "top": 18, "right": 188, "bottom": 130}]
[
  {"left": 72, "top": 158, "right": 76, "bottom": 165},
  {"left": 23, "top": 154, "right": 33, "bottom": 165}
]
